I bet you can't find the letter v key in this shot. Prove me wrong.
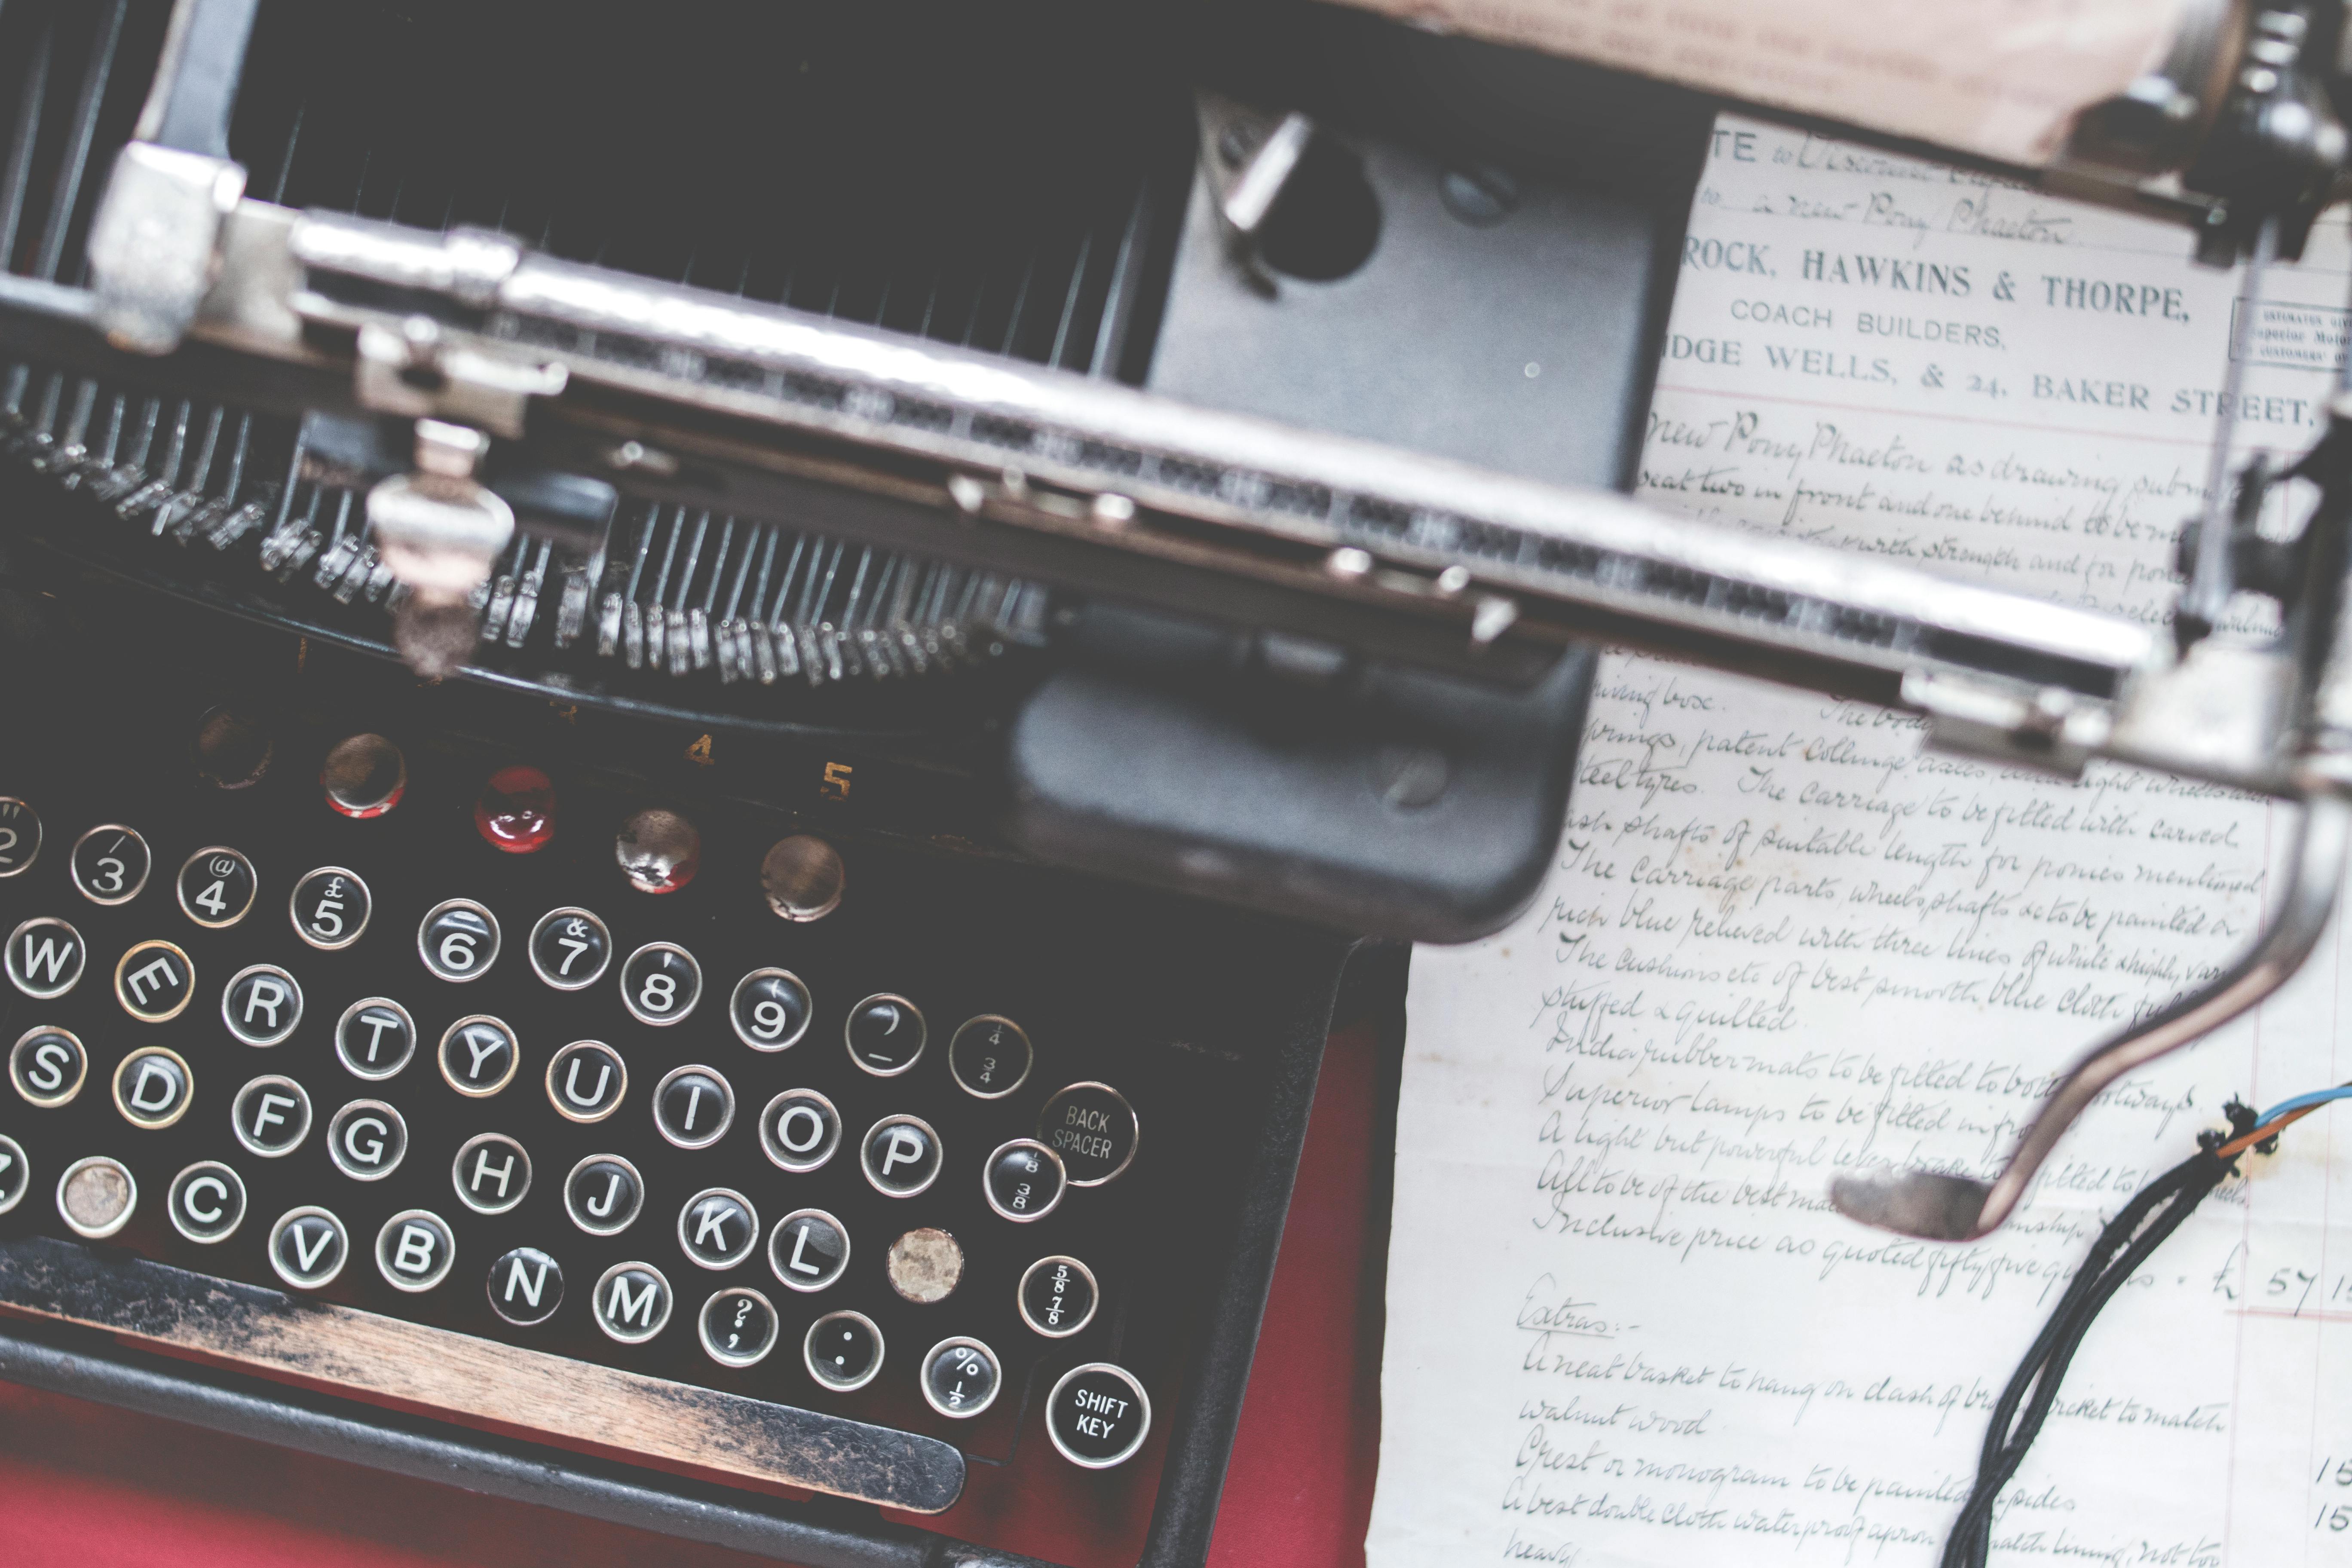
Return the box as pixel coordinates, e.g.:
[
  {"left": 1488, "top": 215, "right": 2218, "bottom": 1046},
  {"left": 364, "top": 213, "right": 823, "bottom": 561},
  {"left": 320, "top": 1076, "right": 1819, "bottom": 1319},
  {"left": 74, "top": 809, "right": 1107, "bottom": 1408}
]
[{"left": 292, "top": 1223, "right": 333, "bottom": 1272}]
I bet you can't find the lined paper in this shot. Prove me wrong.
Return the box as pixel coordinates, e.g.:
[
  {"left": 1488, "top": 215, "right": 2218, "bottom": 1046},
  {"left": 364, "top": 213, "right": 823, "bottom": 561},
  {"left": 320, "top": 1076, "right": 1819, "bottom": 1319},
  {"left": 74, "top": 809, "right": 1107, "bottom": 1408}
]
[{"left": 1369, "top": 116, "right": 2352, "bottom": 1567}]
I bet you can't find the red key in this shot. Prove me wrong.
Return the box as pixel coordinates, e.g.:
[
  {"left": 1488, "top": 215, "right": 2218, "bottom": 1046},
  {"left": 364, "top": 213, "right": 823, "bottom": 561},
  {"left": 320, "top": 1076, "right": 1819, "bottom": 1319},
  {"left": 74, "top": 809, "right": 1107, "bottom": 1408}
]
[{"left": 475, "top": 765, "right": 557, "bottom": 853}]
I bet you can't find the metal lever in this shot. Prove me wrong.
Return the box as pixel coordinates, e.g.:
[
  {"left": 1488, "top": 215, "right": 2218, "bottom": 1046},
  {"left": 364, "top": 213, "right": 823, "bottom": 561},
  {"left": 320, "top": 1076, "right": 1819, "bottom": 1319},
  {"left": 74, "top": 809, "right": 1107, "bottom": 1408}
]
[
  {"left": 1196, "top": 94, "right": 1315, "bottom": 291},
  {"left": 1831, "top": 790, "right": 2352, "bottom": 1240},
  {"left": 367, "top": 419, "right": 515, "bottom": 677},
  {"left": 1840, "top": 236, "right": 2352, "bottom": 1241},
  {"left": 83, "top": 0, "right": 262, "bottom": 353},
  {"left": 2176, "top": 217, "right": 2279, "bottom": 645}
]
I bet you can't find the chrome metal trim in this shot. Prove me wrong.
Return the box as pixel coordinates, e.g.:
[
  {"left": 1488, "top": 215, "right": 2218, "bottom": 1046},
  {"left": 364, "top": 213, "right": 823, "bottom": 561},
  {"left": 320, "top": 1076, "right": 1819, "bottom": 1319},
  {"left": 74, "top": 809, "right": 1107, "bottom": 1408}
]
[{"left": 1834, "top": 790, "right": 2352, "bottom": 1240}]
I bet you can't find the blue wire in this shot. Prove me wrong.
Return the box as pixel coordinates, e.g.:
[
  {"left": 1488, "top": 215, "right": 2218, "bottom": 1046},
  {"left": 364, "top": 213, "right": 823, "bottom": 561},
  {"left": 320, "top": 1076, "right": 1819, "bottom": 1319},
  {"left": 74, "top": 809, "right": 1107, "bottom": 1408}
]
[{"left": 2255, "top": 1084, "right": 2352, "bottom": 1124}]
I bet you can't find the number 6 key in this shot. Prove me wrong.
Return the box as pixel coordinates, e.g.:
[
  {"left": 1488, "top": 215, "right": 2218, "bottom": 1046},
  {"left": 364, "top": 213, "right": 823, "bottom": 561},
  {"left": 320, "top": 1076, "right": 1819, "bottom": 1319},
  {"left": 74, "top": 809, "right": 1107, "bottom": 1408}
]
[{"left": 419, "top": 900, "right": 502, "bottom": 982}]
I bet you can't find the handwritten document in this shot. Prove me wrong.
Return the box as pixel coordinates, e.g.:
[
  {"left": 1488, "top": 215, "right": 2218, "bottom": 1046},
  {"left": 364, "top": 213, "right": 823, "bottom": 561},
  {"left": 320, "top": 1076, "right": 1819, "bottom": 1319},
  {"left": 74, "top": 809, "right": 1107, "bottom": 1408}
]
[{"left": 1368, "top": 116, "right": 2352, "bottom": 1567}]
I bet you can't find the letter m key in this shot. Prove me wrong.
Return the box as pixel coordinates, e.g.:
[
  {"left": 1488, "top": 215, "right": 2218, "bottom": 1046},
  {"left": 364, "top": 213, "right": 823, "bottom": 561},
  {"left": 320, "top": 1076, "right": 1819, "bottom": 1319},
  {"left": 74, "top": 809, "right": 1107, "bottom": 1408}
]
[{"left": 607, "top": 1274, "right": 657, "bottom": 1327}]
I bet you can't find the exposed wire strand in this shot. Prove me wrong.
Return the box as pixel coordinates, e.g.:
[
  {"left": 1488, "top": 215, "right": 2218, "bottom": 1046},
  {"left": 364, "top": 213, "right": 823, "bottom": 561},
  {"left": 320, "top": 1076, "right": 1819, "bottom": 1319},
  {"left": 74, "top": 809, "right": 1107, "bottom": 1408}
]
[
  {"left": 1942, "top": 1079, "right": 2352, "bottom": 1561},
  {"left": 2254, "top": 1081, "right": 2352, "bottom": 1126},
  {"left": 2217, "top": 1103, "right": 2321, "bottom": 1158},
  {"left": 1936, "top": 1095, "right": 2299, "bottom": 1568}
]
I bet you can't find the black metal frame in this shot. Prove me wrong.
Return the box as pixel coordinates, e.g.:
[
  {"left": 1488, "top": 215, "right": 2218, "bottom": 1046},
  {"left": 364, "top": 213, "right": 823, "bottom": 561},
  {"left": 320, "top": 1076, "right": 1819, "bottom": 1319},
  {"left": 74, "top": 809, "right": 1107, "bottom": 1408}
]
[{"left": 0, "top": 4, "right": 1696, "bottom": 1560}]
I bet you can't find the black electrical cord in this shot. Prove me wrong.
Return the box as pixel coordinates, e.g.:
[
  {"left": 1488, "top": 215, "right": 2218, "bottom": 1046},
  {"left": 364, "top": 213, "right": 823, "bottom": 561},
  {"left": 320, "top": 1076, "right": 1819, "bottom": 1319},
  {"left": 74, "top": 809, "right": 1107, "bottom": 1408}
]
[{"left": 1938, "top": 1105, "right": 2258, "bottom": 1568}]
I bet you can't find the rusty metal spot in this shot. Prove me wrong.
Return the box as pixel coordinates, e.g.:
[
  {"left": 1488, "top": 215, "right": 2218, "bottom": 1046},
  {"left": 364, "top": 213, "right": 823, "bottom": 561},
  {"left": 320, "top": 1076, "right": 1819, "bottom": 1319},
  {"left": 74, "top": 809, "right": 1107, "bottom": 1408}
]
[
  {"left": 885, "top": 1227, "right": 963, "bottom": 1304},
  {"left": 60, "top": 1161, "right": 132, "bottom": 1234}
]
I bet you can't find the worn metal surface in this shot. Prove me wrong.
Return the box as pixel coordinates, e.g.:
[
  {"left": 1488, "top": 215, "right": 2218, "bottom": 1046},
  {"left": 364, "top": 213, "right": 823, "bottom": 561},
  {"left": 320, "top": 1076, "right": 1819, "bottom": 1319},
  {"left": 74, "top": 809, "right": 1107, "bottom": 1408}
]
[{"left": 0, "top": 1233, "right": 968, "bottom": 1512}]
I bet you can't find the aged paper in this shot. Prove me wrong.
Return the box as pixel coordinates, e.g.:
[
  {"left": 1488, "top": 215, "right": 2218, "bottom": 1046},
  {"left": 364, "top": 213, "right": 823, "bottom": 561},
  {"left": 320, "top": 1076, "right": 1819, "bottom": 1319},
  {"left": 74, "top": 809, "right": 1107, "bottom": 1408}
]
[
  {"left": 1332, "top": 0, "right": 2179, "bottom": 168},
  {"left": 1369, "top": 116, "right": 2352, "bottom": 1567}
]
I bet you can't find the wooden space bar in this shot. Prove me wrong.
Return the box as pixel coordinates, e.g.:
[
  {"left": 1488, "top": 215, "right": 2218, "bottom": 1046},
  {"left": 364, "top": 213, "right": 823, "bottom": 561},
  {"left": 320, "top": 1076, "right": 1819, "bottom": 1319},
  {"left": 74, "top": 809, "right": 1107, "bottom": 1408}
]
[{"left": 0, "top": 1235, "right": 966, "bottom": 1513}]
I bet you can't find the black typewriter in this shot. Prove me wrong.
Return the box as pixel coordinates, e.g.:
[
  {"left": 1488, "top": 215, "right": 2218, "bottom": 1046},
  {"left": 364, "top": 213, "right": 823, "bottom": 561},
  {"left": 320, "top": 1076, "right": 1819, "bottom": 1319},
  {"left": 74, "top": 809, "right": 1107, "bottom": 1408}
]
[{"left": 0, "top": 0, "right": 1704, "bottom": 1563}]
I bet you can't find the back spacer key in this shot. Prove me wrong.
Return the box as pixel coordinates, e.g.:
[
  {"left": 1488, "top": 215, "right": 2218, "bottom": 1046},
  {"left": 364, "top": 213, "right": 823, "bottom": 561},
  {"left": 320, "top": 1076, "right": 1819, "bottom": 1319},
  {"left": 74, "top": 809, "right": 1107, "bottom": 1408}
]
[{"left": 1036, "top": 1082, "right": 1136, "bottom": 1186}]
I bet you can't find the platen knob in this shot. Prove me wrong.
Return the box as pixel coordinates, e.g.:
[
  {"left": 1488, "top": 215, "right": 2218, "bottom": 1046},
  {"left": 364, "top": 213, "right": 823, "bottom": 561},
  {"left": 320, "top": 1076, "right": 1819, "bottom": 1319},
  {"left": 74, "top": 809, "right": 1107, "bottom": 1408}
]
[
  {"left": 321, "top": 733, "right": 407, "bottom": 818},
  {"left": 191, "top": 706, "right": 273, "bottom": 790},
  {"left": 616, "top": 808, "right": 699, "bottom": 894},
  {"left": 760, "top": 835, "right": 845, "bottom": 922}
]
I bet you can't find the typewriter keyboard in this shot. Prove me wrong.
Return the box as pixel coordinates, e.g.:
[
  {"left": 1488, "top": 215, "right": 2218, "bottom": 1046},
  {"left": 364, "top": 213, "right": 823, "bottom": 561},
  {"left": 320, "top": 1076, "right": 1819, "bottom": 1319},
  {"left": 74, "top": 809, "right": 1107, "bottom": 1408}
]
[{"left": 0, "top": 692, "right": 1274, "bottom": 1537}]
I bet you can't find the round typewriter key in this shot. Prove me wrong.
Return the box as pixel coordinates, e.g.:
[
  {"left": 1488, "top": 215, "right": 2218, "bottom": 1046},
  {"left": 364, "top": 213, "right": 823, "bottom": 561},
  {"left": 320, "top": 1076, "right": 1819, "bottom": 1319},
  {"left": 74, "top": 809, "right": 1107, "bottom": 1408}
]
[
  {"left": 886, "top": 1228, "right": 964, "bottom": 1305},
  {"left": 565, "top": 1154, "right": 645, "bottom": 1236},
  {"left": 949, "top": 1015, "right": 1032, "bottom": 1099},
  {"left": 0, "top": 1135, "right": 28, "bottom": 1215},
  {"left": 475, "top": 765, "right": 556, "bottom": 854},
  {"left": 768, "top": 1209, "right": 850, "bottom": 1293},
  {"left": 760, "top": 835, "right": 845, "bottom": 922},
  {"left": 7, "top": 916, "right": 84, "bottom": 999},
  {"left": 546, "top": 1040, "right": 628, "bottom": 1123},
  {"left": 10, "top": 1026, "right": 86, "bottom": 1107},
  {"left": 269, "top": 1206, "right": 349, "bottom": 1289},
  {"left": 290, "top": 867, "right": 370, "bottom": 950},
  {"left": 983, "top": 1139, "right": 1066, "bottom": 1222},
  {"left": 653, "top": 1065, "right": 735, "bottom": 1149},
  {"left": 730, "top": 968, "right": 812, "bottom": 1051},
  {"left": 168, "top": 1160, "right": 246, "bottom": 1243},
  {"left": 334, "top": 998, "right": 415, "bottom": 1080},
  {"left": 677, "top": 1187, "right": 760, "bottom": 1270},
  {"left": 321, "top": 733, "right": 406, "bottom": 818},
  {"left": 115, "top": 939, "right": 194, "bottom": 1023},
  {"left": 1038, "top": 1082, "right": 1138, "bottom": 1186},
  {"left": 1046, "top": 1363, "right": 1152, "bottom": 1469},
  {"left": 453, "top": 1132, "right": 532, "bottom": 1215},
  {"left": 487, "top": 1246, "right": 564, "bottom": 1326},
  {"left": 439, "top": 1015, "right": 520, "bottom": 1097},
  {"left": 1018, "top": 1255, "right": 1099, "bottom": 1338},
  {"left": 861, "top": 1114, "right": 942, "bottom": 1197},
  {"left": 528, "top": 907, "right": 611, "bottom": 990},
  {"left": 70, "top": 824, "right": 150, "bottom": 906},
  {"left": 231, "top": 1074, "right": 312, "bottom": 1157},
  {"left": 418, "top": 899, "right": 501, "bottom": 983},
  {"left": 593, "top": 1261, "right": 673, "bottom": 1344},
  {"left": 616, "top": 808, "right": 699, "bottom": 894},
  {"left": 328, "top": 1099, "right": 408, "bottom": 1181},
  {"left": 377, "top": 1209, "right": 456, "bottom": 1293},
  {"left": 621, "top": 942, "right": 702, "bottom": 1026},
  {"left": 759, "top": 1089, "right": 842, "bottom": 1173},
  {"left": 805, "top": 1311, "right": 884, "bottom": 1392},
  {"left": 176, "top": 846, "right": 256, "bottom": 928},
  {"left": 699, "top": 1288, "right": 779, "bottom": 1368},
  {"left": 845, "top": 994, "right": 925, "bottom": 1076},
  {"left": 191, "top": 707, "right": 272, "bottom": 790},
  {"left": 57, "top": 1156, "right": 136, "bottom": 1239},
  {"left": 113, "top": 1046, "right": 193, "bottom": 1129},
  {"left": 921, "top": 1337, "right": 1001, "bottom": 1419},
  {"left": 221, "top": 963, "right": 303, "bottom": 1047},
  {"left": 0, "top": 798, "right": 41, "bottom": 877}
]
